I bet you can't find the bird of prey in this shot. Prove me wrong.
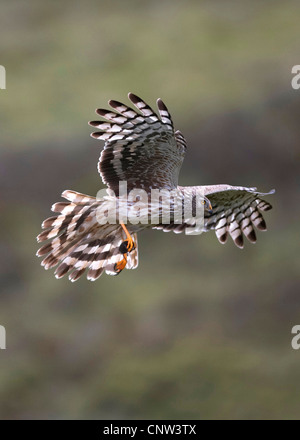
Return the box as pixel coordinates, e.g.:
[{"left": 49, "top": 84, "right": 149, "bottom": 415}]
[{"left": 37, "top": 93, "right": 274, "bottom": 281}]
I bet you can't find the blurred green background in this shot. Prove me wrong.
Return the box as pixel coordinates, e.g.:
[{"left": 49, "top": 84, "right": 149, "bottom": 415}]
[{"left": 0, "top": 0, "right": 300, "bottom": 419}]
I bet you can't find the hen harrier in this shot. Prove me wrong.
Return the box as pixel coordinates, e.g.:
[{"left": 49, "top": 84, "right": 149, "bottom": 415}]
[{"left": 37, "top": 93, "right": 274, "bottom": 281}]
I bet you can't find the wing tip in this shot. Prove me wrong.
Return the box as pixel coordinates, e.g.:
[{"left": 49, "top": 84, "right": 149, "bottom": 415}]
[
  {"left": 95, "top": 108, "right": 110, "bottom": 117},
  {"left": 128, "top": 92, "right": 140, "bottom": 104},
  {"left": 108, "top": 99, "right": 123, "bottom": 109},
  {"left": 156, "top": 98, "right": 167, "bottom": 111}
]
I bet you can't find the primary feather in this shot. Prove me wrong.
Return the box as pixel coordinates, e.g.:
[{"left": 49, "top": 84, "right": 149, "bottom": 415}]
[{"left": 37, "top": 94, "right": 275, "bottom": 280}]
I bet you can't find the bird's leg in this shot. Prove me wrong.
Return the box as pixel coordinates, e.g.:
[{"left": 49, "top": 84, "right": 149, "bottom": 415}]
[
  {"left": 119, "top": 222, "right": 135, "bottom": 253},
  {"left": 114, "top": 252, "right": 128, "bottom": 274},
  {"left": 114, "top": 223, "right": 135, "bottom": 274}
]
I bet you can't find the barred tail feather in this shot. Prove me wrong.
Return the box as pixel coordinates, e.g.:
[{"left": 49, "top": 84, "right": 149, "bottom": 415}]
[
  {"left": 126, "top": 233, "right": 138, "bottom": 269},
  {"left": 36, "top": 190, "right": 139, "bottom": 281}
]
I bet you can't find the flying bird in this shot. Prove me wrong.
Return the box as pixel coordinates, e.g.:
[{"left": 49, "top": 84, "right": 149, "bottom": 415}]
[{"left": 37, "top": 93, "right": 274, "bottom": 281}]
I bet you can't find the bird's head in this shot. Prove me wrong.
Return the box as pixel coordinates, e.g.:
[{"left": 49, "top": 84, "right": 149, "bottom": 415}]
[{"left": 201, "top": 196, "right": 213, "bottom": 214}]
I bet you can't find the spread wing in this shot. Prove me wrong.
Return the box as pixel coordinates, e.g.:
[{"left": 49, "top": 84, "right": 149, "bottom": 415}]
[
  {"left": 153, "top": 186, "right": 275, "bottom": 248},
  {"left": 89, "top": 93, "right": 187, "bottom": 195},
  {"left": 203, "top": 186, "right": 275, "bottom": 248}
]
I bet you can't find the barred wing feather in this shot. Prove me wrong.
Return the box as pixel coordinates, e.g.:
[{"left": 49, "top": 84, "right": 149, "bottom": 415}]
[
  {"left": 153, "top": 186, "right": 275, "bottom": 248},
  {"left": 89, "top": 93, "right": 187, "bottom": 194}
]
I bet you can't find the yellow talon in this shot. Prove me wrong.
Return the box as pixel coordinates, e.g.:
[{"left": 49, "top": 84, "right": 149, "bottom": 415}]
[
  {"left": 114, "top": 223, "right": 135, "bottom": 274},
  {"left": 114, "top": 254, "right": 128, "bottom": 274},
  {"left": 120, "top": 222, "right": 135, "bottom": 252}
]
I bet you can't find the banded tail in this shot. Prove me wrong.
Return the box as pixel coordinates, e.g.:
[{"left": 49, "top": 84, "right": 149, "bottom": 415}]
[{"left": 36, "top": 190, "right": 138, "bottom": 281}]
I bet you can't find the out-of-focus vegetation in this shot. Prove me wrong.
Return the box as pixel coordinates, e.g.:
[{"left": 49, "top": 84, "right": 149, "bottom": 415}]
[{"left": 0, "top": 0, "right": 300, "bottom": 419}]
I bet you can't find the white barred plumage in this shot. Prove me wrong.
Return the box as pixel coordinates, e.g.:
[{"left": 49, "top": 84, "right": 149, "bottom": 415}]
[
  {"left": 37, "top": 93, "right": 274, "bottom": 281},
  {"left": 154, "top": 185, "right": 274, "bottom": 248}
]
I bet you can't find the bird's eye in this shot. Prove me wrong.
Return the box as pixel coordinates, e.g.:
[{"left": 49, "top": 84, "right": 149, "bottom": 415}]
[{"left": 201, "top": 200, "right": 206, "bottom": 205}]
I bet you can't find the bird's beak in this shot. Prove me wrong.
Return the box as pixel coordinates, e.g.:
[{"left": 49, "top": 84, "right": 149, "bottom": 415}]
[{"left": 208, "top": 203, "right": 213, "bottom": 214}]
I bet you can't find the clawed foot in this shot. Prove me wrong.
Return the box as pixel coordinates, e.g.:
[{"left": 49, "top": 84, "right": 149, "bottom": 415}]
[
  {"left": 119, "top": 239, "right": 135, "bottom": 254},
  {"left": 114, "top": 253, "right": 128, "bottom": 274},
  {"left": 114, "top": 223, "right": 135, "bottom": 274}
]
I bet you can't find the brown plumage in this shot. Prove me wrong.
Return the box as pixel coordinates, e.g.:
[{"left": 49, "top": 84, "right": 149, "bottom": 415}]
[{"left": 37, "top": 94, "right": 274, "bottom": 281}]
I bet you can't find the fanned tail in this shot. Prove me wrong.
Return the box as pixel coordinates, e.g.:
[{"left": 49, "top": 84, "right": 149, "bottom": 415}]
[{"left": 36, "top": 190, "right": 138, "bottom": 281}]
